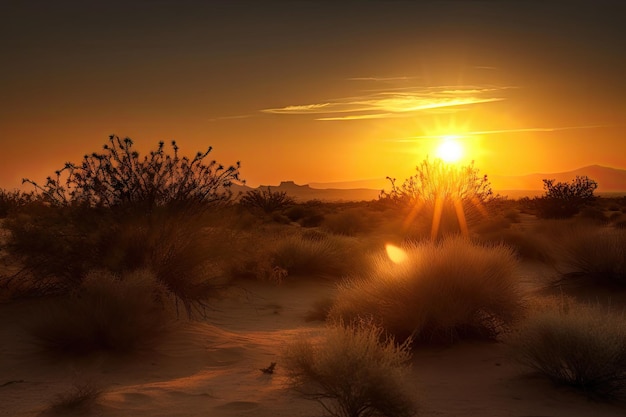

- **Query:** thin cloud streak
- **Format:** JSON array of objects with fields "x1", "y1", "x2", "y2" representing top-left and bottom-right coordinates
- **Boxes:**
[
  {"x1": 389, "y1": 125, "x2": 614, "y2": 142},
  {"x1": 261, "y1": 85, "x2": 508, "y2": 120}
]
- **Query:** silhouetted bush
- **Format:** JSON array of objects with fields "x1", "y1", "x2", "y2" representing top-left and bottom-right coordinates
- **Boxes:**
[
  {"x1": 24, "y1": 135, "x2": 242, "y2": 210},
  {"x1": 331, "y1": 237, "x2": 523, "y2": 344},
  {"x1": 511, "y1": 298, "x2": 626, "y2": 399},
  {"x1": 535, "y1": 176, "x2": 598, "y2": 219},
  {"x1": 239, "y1": 187, "x2": 294, "y2": 214},
  {"x1": 283, "y1": 319, "x2": 417, "y2": 417}
]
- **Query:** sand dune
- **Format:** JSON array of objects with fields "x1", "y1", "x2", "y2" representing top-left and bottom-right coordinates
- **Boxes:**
[{"x1": 2, "y1": 272, "x2": 626, "y2": 417}]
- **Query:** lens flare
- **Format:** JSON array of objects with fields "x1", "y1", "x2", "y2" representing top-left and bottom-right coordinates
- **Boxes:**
[{"x1": 385, "y1": 244, "x2": 408, "y2": 264}]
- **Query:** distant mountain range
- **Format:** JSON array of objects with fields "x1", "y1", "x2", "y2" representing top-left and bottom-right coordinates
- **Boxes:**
[{"x1": 234, "y1": 165, "x2": 626, "y2": 202}]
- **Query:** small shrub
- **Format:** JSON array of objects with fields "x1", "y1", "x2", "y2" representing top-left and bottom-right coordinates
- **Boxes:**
[
  {"x1": 556, "y1": 227, "x2": 626, "y2": 287},
  {"x1": 511, "y1": 299, "x2": 626, "y2": 399},
  {"x1": 31, "y1": 269, "x2": 170, "y2": 354},
  {"x1": 283, "y1": 319, "x2": 417, "y2": 417},
  {"x1": 331, "y1": 237, "x2": 523, "y2": 343},
  {"x1": 239, "y1": 187, "x2": 294, "y2": 214}
]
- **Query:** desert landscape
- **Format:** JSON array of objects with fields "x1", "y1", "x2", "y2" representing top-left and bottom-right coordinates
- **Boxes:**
[
  {"x1": 2, "y1": 1, "x2": 626, "y2": 416},
  {"x1": 1, "y1": 136, "x2": 626, "y2": 416}
]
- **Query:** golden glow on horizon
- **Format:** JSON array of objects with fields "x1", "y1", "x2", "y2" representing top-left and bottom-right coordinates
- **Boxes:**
[
  {"x1": 436, "y1": 136, "x2": 464, "y2": 163},
  {"x1": 385, "y1": 244, "x2": 408, "y2": 264}
]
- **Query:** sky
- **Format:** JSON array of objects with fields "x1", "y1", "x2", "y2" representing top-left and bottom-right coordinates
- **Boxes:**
[{"x1": 1, "y1": 0, "x2": 625, "y2": 189}]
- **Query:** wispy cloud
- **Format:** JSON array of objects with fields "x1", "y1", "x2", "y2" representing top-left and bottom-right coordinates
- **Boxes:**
[
  {"x1": 347, "y1": 76, "x2": 420, "y2": 82},
  {"x1": 261, "y1": 85, "x2": 509, "y2": 121},
  {"x1": 388, "y1": 125, "x2": 613, "y2": 142},
  {"x1": 208, "y1": 114, "x2": 253, "y2": 122}
]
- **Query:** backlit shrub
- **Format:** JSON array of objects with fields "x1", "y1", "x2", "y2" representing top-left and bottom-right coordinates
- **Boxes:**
[{"x1": 331, "y1": 237, "x2": 523, "y2": 343}]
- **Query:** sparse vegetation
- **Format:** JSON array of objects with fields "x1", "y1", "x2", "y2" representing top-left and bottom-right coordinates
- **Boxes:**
[
  {"x1": 511, "y1": 298, "x2": 626, "y2": 399},
  {"x1": 331, "y1": 237, "x2": 523, "y2": 343},
  {"x1": 283, "y1": 319, "x2": 417, "y2": 417}
]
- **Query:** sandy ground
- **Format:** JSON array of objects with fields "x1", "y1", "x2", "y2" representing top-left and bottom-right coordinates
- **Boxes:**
[{"x1": 2, "y1": 269, "x2": 626, "y2": 417}]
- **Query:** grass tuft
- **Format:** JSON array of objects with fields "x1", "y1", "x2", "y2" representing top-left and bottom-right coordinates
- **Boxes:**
[
  {"x1": 510, "y1": 298, "x2": 626, "y2": 399},
  {"x1": 283, "y1": 319, "x2": 417, "y2": 417},
  {"x1": 331, "y1": 237, "x2": 524, "y2": 344}
]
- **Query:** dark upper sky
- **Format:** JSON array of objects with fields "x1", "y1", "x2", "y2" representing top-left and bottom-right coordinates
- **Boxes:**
[{"x1": 1, "y1": 0, "x2": 625, "y2": 189}]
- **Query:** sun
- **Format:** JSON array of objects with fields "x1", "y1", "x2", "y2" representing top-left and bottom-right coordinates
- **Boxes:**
[{"x1": 436, "y1": 136, "x2": 464, "y2": 163}]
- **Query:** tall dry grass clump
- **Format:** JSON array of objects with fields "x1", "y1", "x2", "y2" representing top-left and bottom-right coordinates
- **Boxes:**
[
  {"x1": 31, "y1": 269, "x2": 170, "y2": 354},
  {"x1": 510, "y1": 298, "x2": 626, "y2": 399},
  {"x1": 283, "y1": 319, "x2": 417, "y2": 417},
  {"x1": 556, "y1": 227, "x2": 626, "y2": 287},
  {"x1": 331, "y1": 237, "x2": 523, "y2": 343}
]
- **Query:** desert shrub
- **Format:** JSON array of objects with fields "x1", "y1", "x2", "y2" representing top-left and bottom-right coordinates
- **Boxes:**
[
  {"x1": 0, "y1": 189, "x2": 35, "y2": 218},
  {"x1": 48, "y1": 380, "x2": 103, "y2": 414},
  {"x1": 555, "y1": 227, "x2": 626, "y2": 287},
  {"x1": 31, "y1": 269, "x2": 170, "y2": 354},
  {"x1": 535, "y1": 176, "x2": 598, "y2": 219},
  {"x1": 239, "y1": 187, "x2": 294, "y2": 214},
  {"x1": 283, "y1": 319, "x2": 417, "y2": 417},
  {"x1": 256, "y1": 233, "x2": 363, "y2": 282},
  {"x1": 511, "y1": 299, "x2": 626, "y2": 399},
  {"x1": 380, "y1": 158, "x2": 496, "y2": 239},
  {"x1": 24, "y1": 135, "x2": 242, "y2": 209},
  {"x1": 330, "y1": 237, "x2": 523, "y2": 343}
]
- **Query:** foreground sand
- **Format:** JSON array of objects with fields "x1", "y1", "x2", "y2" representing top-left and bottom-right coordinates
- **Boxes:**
[{"x1": 2, "y1": 271, "x2": 626, "y2": 417}]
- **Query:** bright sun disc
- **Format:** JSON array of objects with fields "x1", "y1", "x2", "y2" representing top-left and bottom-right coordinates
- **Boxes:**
[{"x1": 436, "y1": 137, "x2": 464, "y2": 163}]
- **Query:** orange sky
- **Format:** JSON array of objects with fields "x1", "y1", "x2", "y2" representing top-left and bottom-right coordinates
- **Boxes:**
[{"x1": 1, "y1": 0, "x2": 625, "y2": 190}]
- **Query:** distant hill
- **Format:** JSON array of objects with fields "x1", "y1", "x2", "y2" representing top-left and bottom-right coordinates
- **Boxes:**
[
  {"x1": 232, "y1": 165, "x2": 626, "y2": 202},
  {"x1": 231, "y1": 181, "x2": 380, "y2": 202},
  {"x1": 490, "y1": 165, "x2": 626, "y2": 194}
]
